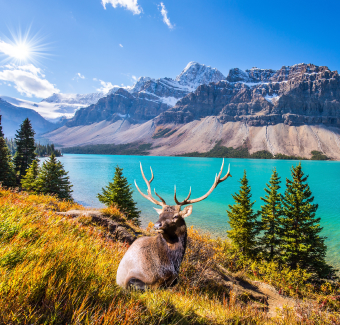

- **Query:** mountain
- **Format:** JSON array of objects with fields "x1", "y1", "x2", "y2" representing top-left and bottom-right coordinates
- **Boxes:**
[
  {"x1": 41, "y1": 63, "x2": 340, "y2": 160},
  {"x1": 157, "y1": 63, "x2": 340, "y2": 126},
  {"x1": 2, "y1": 62, "x2": 226, "y2": 124},
  {"x1": 0, "y1": 98, "x2": 57, "y2": 138},
  {"x1": 65, "y1": 62, "x2": 226, "y2": 127},
  {"x1": 176, "y1": 61, "x2": 226, "y2": 89},
  {"x1": 1, "y1": 92, "x2": 106, "y2": 122}
]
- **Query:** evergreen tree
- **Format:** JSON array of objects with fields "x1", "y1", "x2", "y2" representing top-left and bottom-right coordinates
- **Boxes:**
[
  {"x1": 34, "y1": 154, "x2": 73, "y2": 200},
  {"x1": 281, "y1": 163, "x2": 333, "y2": 277},
  {"x1": 5, "y1": 138, "x2": 17, "y2": 156},
  {"x1": 227, "y1": 170, "x2": 260, "y2": 259},
  {"x1": 97, "y1": 165, "x2": 140, "y2": 225},
  {"x1": 260, "y1": 168, "x2": 283, "y2": 261},
  {"x1": 0, "y1": 115, "x2": 4, "y2": 138},
  {"x1": 0, "y1": 137, "x2": 16, "y2": 187},
  {"x1": 21, "y1": 160, "x2": 40, "y2": 192},
  {"x1": 13, "y1": 118, "x2": 36, "y2": 181}
]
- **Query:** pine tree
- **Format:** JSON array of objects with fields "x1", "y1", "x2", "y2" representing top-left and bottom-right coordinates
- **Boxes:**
[
  {"x1": 13, "y1": 118, "x2": 36, "y2": 181},
  {"x1": 97, "y1": 165, "x2": 140, "y2": 225},
  {"x1": 227, "y1": 170, "x2": 260, "y2": 259},
  {"x1": 34, "y1": 154, "x2": 73, "y2": 200},
  {"x1": 260, "y1": 168, "x2": 283, "y2": 261},
  {"x1": 0, "y1": 137, "x2": 16, "y2": 187},
  {"x1": 21, "y1": 160, "x2": 40, "y2": 192},
  {"x1": 281, "y1": 163, "x2": 333, "y2": 277},
  {"x1": 0, "y1": 115, "x2": 4, "y2": 138}
]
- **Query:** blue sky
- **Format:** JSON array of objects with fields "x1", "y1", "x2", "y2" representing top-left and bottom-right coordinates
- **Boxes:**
[{"x1": 1, "y1": 0, "x2": 340, "y2": 101}]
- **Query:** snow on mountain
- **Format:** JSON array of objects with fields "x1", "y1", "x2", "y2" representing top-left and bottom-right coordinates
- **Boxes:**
[
  {"x1": 175, "y1": 61, "x2": 226, "y2": 90},
  {"x1": 1, "y1": 62, "x2": 226, "y2": 122},
  {"x1": 128, "y1": 77, "x2": 152, "y2": 93},
  {"x1": 123, "y1": 62, "x2": 226, "y2": 108},
  {"x1": 42, "y1": 92, "x2": 104, "y2": 106},
  {"x1": 226, "y1": 67, "x2": 277, "y2": 83},
  {"x1": 1, "y1": 92, "x2": 106, "y2": 122}
]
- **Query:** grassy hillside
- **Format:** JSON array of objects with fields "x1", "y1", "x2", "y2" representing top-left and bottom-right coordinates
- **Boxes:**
[{"x1": 0, "y1": 187, "x2": 339, "y2": 324}]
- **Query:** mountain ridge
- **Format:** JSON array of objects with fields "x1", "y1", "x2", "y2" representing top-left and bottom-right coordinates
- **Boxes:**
[{"x1": 0, "y1": 98, "x2": 57, "y2": 138}]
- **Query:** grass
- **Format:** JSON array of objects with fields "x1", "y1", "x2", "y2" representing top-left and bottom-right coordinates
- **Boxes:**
[{"x1": 0, "y1": 187, "x2": 339, "y2": 324}]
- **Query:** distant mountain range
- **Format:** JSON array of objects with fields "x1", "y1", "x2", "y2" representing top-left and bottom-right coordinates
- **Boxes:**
[
  {"x1": 0, "y1": 98, "x2": 56, "y2": 138},
  {"x1": 2, "y1": 62, "x2": 340, "y2": 159}
]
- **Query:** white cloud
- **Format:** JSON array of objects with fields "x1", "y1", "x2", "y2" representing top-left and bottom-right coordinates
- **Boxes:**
[
  {"x1": 77, "y1": 72, "x2": 85, "y2": 79},
  {"x1": 96, "y1": 79, "x2": 114, "y2": 93},
  {"x1": 159, "y1": 2, "x2": 174, "y2": 29},
  {"x1": 119, "y1": 44, "x2": 123, "y2": 48},
  {"x1": 101, "y1": 0, "x2": 142, "y2": 15},
  {"x1": 0, "y1": 39, "x2": 17, "y2": 57},
  {"x1": 0, "y1": 64, "x2": 59, "y2": 98}
]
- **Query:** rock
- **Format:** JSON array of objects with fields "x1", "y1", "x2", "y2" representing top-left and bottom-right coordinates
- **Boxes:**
[
  {"x1": 157, "y1": 63, "x2": 340, "y2": 127},
  {"x1": 56, "y1": 209, "x2": 137, "y2": 244}
]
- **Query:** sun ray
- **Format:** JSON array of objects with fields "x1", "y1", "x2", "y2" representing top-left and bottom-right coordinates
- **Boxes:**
[{"x1": 0, "y1": 25, "x2": 52, "y2": 66}]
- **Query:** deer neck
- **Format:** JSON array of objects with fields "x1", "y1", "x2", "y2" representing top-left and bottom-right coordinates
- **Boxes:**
[{"x1": 158, "y1": 224, "x2": 187, "y2": 272}]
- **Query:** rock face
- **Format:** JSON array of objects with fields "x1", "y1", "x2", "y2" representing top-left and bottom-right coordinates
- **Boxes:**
[
  {"x1": 66, "y1": 62, "x2": 226, "y2": 126},
  {"x1": 157, "y1": 63, "x2": 340, "y2": 127},
  {"x1": 44, "y1": 63, "x2": 340, "y2": 160}
]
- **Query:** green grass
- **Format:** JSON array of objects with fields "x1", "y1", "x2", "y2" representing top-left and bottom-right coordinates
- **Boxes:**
[{"x1": 0, "y1": 188, "x2": 339, "y2": 324}]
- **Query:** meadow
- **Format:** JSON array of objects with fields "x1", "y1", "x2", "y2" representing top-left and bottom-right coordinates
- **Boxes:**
[{"x1": 0, "y1": 187, "x2": 339, "y2": 324}]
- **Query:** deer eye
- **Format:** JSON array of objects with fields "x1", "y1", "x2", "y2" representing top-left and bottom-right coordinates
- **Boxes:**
[{"x1": 172, "y1": 214, "x2": 180, "y2": 222}]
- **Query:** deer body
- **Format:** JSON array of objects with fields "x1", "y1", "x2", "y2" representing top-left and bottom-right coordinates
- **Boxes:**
[
  {"x1": 116, "y1": 217, "x2": 187, "y2": 289},
  {"x1": 116, "y1": 160, "x2": 231, "y2": 290}
]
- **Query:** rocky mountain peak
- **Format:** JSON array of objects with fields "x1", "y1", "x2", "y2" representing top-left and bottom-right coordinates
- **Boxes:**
[
  {"x1": 226, "y1": 67, "x2": 276, "y2": 83},
  {"x1": 129, "y1": 76, "x2": 153, "y2": 93},
  {"x1": 175, "y1": 61, "x2": 226, "y2": 89}
]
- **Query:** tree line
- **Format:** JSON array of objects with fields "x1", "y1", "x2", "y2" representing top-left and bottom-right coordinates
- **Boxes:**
[
  {"x1": 0, "y1": 114, "x2": 334, "y2": 279},
  {"x1": 0, "y1": 116, "x2": 72, "y2": 199},
  {"x1": 5, "y1": 138, "x2": 62, "y2": 157},
  {"x1": 227, "y1": 165, "x2": 335, "y2": 278}
]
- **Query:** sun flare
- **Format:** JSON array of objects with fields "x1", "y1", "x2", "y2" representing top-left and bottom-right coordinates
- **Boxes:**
[
  {"x1": 10, "y1": 42, "x2": 31, "y2": 60},
  {"x1": 0, "y1": 27, "x2": 50, "y2": 65}
]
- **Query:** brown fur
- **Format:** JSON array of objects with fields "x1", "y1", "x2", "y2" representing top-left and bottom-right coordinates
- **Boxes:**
[{"x1": 116, "y1": 205, "x2": 191, "y2": 290}]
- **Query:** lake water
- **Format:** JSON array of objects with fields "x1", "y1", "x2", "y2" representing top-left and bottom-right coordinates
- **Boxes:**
[{"x1": 42, "y1": 154, "x2": 340, "y2": 270}]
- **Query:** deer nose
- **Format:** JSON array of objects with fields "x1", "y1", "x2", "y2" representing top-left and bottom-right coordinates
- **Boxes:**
[{"x1": 154, "y1": 222, "x2": 162, "y2": 230}]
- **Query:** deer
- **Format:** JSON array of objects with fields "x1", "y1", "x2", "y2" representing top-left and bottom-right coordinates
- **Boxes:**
[{"x1": 116, "y1": 159, "x2": 231, "y2": 290}]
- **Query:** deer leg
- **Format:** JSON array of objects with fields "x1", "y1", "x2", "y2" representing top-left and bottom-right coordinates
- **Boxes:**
[
  {"x1": 125, "y1": 270, "x2": 149, "y2": 291},
  {"x1": 127, "y1": 278, "x2": 146, "y2": 291}
]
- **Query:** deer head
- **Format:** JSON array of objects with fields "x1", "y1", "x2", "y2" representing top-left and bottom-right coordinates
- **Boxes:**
[{"x1": 134, "y1": 159, "x2": 232, "y2": 239}]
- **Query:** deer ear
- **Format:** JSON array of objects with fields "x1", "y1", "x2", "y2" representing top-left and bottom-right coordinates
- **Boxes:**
[
  {"x1": 180, "y1": 205, "x2": 193, "y2": 218},
  {"x1": 153, "y1": 207, "x2": 163, "y2": 215}
]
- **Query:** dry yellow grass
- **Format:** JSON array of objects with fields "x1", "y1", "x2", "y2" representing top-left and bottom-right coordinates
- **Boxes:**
[{"x1": 0, "y1": 187, "x2": 339, "y2": 324}]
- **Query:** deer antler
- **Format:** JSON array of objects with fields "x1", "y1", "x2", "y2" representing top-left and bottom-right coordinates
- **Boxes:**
[
  {"x1": 174, "y1": 159, "x2": 231, "y2": 206},
  {"x1": 134, "y1": 162, "x2": 167, "y2": 207}
]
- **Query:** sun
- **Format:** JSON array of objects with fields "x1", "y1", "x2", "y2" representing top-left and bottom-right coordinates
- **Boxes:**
[
  {"x1": 9, "y1": 41, "x2": 31, "y2": 61},
  {"x1": 0, "y1": 26, "x2": 50, "y2": 65}
]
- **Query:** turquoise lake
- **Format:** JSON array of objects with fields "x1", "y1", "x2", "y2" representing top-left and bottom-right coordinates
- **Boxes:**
[{"x1": 44, "y1": 154, "x2": 340, "y2": 270}]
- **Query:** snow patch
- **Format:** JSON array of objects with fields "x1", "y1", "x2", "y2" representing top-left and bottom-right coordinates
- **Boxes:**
[{"x1": 265, "y1": 94, "x2": 280, "y2": 103}]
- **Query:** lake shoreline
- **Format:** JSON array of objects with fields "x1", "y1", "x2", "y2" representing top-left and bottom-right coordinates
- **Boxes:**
[{"x1": 41, "y1": 154, "x2": 340, "y2": 270}]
